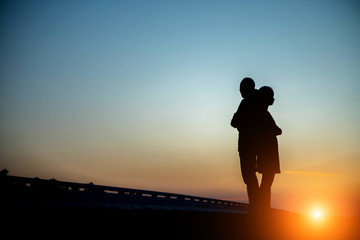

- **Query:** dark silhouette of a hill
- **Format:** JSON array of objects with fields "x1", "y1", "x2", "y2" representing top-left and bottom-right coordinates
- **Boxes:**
[
  {"x1": 1, "y1": 170, "x2": 358, "y2": 239},
  {"x1": 0, "y1": 173, "x2": 248, "y2": 213}
]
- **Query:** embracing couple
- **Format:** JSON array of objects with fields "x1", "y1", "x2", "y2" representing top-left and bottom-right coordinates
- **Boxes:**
[{"x1": 231, "y1": 77, "x2": 282, "y2": 215}]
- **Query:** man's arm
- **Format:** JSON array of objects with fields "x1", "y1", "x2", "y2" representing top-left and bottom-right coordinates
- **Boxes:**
[
  {"x1": 231, "y1": 112, "x2": 239, "y2": 128},
  {"x1": 230, "y1": 102, "x2": 242, "y2": 129}
]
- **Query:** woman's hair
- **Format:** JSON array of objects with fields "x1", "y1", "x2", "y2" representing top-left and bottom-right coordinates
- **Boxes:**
[
  {"x1": 259, "y1": 86, "x2": 274, "y2": 106},
  {"x1": 259, "y1": 86, "x2": 274, "y2": 98}
]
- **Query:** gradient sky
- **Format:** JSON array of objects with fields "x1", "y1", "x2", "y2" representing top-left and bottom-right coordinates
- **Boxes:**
[{"x1": 1, "y1": 0, "x2": 359, "y2": 216}]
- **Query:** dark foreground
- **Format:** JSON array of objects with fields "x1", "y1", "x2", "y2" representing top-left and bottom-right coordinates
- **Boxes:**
[
  {"x1": 1, "y1": 173, "x2": 358, "y2": 239},
  {"x1": 3, "y1": 204, "x2": 359, "y2": 239}
]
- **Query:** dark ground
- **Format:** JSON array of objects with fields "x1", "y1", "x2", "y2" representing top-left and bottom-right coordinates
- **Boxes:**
[
  {"x1": 2, "y1": 206, "x2": 359, "y2": 240},
  {"x1": 1, "y1": 173, "x2": 358, "y2": 239}
]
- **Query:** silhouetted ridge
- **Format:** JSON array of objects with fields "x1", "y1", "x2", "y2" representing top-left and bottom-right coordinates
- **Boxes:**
[
  {"x1": 1, "y1": 171, "x2": 358, "y2": 239},
  {"x1": 0, "y1": 173, "x2": 248, "y2": 213}
]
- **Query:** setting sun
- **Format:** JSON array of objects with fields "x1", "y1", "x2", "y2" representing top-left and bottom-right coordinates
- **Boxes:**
[{"x1": 313, "y1": 210, "x2": 323, "y2": 220}]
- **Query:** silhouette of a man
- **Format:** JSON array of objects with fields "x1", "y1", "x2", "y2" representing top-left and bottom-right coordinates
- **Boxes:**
[{"x1": 231, "y1": 77, "x2": 259, "y2": 213}]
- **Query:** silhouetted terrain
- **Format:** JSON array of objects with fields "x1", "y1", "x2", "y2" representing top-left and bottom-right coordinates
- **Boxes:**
[
  {"x1": 1, "y1": 173, "x2": 358, "y2": 239},
  {"x1": 3, "y1": 206, "x2": 358, "y2": 240}
]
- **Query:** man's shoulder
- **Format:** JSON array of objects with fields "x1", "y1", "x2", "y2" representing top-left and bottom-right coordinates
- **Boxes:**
[
  {"x1": 248, "y1": 90, "x2": 261, "y2": 106},
  {"x1": 237, "y1": 98, "x2": 248, "y2": 111},
  {"x1": 240, "y1": 96, "x2": 253, "y2": 108}
]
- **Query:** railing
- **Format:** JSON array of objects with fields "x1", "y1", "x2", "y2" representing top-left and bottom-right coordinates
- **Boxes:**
[{"x1": 0, "y1": 174, "x2": 249, "y2": 213}]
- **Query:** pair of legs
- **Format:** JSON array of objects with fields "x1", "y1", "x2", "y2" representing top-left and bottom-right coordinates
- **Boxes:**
[
  {"x1": 239, "y1": 152, "x2": 275, "y2": 213},
  {"x1": 259, "y1": 172, "x2": 275, "y2": 213},
  {"x1": 239, "y1": 151, "x2": 259, "y2": 213}
]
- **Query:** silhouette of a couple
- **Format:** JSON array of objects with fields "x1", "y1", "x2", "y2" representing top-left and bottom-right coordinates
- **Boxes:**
[{"x1": 231, "y1": 77, "x2": 282, "y2": 214}]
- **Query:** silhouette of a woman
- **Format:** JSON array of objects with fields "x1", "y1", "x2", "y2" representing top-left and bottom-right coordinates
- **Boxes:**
[{"x1": 256, "y1": 86, "x2": 282, "y2": 213}]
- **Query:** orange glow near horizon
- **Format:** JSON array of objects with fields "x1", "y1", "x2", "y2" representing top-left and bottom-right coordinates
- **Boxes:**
[{"x1": 313, "y1": 209, "x2": 323, "y2": 220}]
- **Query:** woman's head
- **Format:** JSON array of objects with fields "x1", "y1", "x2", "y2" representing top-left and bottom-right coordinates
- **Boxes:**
[{"x1": 259, "y1": 86, "x2": 275, "y2": 106}]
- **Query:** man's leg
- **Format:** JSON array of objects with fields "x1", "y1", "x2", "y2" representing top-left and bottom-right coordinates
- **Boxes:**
[{"x1": 239, "y1": 152, "x2": 259, "y2": 213}]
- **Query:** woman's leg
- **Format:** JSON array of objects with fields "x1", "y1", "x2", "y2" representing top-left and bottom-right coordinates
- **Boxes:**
[{"x1": 259, "y1": 173, "x2": 275, "y2": 213}]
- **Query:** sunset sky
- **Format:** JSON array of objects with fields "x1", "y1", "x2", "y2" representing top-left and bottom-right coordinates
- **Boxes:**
[{"x1": 1, "y1": 0, "x2": 359, "y2": 217}]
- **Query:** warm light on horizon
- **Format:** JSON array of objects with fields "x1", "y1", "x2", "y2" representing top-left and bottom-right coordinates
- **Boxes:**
[
  {"x1": 308, "y1": 205, "x2": 328, "y2": 222},
  {"x1": 313, "y1": 209, "x2": 323, "y2": 220}
]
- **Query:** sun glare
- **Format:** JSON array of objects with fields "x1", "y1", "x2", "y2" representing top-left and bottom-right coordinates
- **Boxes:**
[{"x1": 313, "y1": 210, "x2": 323, "y2": 220}]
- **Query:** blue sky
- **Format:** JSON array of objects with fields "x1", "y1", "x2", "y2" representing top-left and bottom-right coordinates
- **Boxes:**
[{"x1": 1, "y1": 0, "x2": 359, "y2": 216}]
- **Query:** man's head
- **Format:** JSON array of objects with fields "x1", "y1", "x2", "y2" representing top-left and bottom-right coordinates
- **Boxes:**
[{"x1": 240, "y1": 77, "x2": 255, "y2": 98}]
